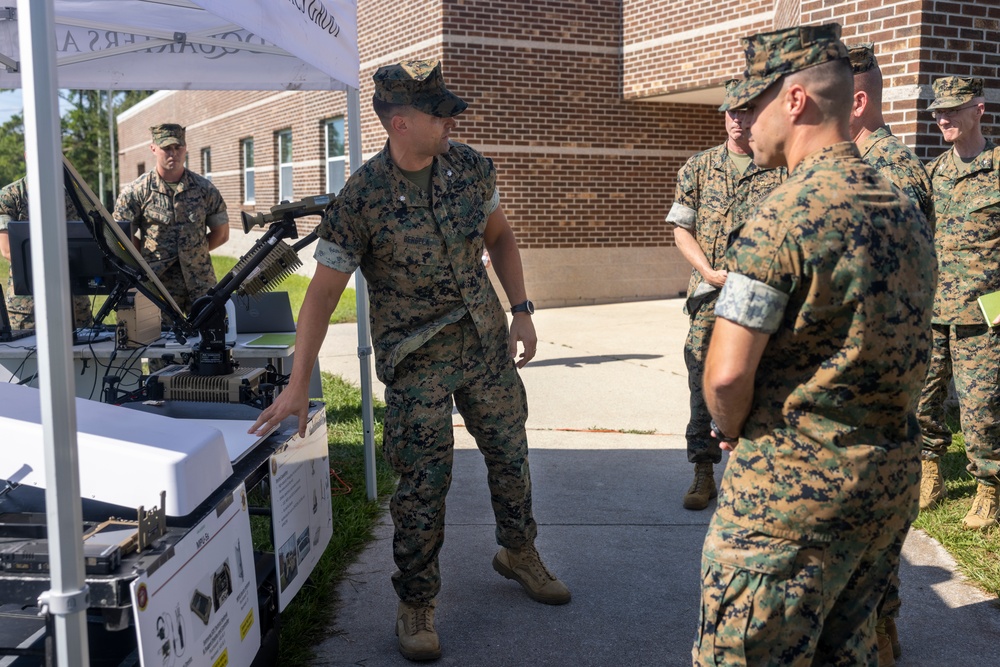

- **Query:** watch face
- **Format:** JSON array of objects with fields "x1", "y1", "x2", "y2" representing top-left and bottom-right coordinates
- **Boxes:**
[
  {"x1": 525, "y1": 300, "x2": 535, "y2": 314},
  {"x1": 512, "y1": 300, "x2": 534, "y2": 314}
]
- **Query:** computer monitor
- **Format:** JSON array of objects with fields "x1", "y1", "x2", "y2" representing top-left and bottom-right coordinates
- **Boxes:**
[{"x1": 7, "y1": 219, "x2": 131, "y2": 296}]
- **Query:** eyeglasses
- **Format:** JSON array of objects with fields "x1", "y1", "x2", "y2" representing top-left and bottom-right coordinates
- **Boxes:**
[{"x1": 931, "y1": 103, "x2": 981, "y2": 120}]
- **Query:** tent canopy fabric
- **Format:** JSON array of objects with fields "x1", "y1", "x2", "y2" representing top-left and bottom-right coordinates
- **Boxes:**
[{"x1": 0, "y1": 0, "x2": 359, "y2": 91}]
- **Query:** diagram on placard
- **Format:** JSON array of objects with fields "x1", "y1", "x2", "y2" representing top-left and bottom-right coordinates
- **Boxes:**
[
  {"x1": 235, "y1": 539, "x2": 245, "y2": 582},
  {"x1": 278, "y1": 533, "x2": 299, "y2": 593},
  {"x1": 131, "y1": 486, "x2": 260, "y2": 667},
  {"x1": 190, "y1": 589, "x2": 212, "y2": 626},
  {"x1": 213, "y1": 561, "x2": 233, "y2": 610},
  {"x1": 153, "y1": 603, "x2": 187, "y2": 666}
]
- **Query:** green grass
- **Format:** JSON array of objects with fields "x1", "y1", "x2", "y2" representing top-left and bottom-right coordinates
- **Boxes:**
[
  {"x1": 250, "y1": 373, "x2": 394, "y2": 665},
  {"x1": 912, "y1": 424, "x2": 1000, "y2": 599},
  {"x1": 213, "y1": 255, "x2": 356, "y2": 324}
]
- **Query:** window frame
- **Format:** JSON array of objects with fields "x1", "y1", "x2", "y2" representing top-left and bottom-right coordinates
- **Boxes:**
[
  {"x1": 201, "y1": 147, "x2": 212, "y2": 182},
  {"x1": 242, "y1": 138, "x2": 255, "y2": 205},
  {"x1": 324, "y1": 117, "x2": 346, "y2": 195},
  {"x1": 277, "y1": 129, "x2": 293, "y2": 202}
]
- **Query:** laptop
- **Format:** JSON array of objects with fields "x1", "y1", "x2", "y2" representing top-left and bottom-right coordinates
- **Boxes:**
[{"x1": 230, "y1": 291, "x2": 296, "y2": 334}]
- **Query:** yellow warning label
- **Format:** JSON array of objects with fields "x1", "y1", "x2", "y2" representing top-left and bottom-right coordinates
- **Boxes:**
[
  {"x1": 240, "y1": 608, "x2": 255, "y2": 641},
  {"x1": 212, "y1": 649, "x2": 229, "y2": 667}
]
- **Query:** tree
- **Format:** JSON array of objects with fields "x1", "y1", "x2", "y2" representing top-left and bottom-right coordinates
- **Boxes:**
[
  {"x1": 0, "y1": 113, "x2": 25, "y2": 186},
  {"x1": 62, "y1": 89, "x2": 153, "y2": 207},
  {"x1": 0, "y1": 89, "x2": 153, "y2": 204}
]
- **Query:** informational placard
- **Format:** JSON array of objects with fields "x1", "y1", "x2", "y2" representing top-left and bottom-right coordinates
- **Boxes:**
[
  {"x1": 269, "y1": 410, "x2": 333, "y2": 611},
  {"x1": 131, "y1": 485, "x2": 260, "y2": 667}
]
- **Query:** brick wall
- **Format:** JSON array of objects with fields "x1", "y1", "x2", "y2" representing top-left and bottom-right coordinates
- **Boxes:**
[{"x1": 623, "y1": 0, "x2": 777, "y2": 98}]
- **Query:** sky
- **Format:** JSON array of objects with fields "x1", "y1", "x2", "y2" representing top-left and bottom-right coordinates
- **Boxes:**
[
  {"x1": 0, "y1": 88, "x2": 75, "y2": 125},
  {"x1": 0, "y1": 89, "x2": 23, "y2": 124}
]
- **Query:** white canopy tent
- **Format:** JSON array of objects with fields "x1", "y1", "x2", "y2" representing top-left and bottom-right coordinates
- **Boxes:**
[{"x1": 0, "y1": 1, "x2": 375, "y2": 663}]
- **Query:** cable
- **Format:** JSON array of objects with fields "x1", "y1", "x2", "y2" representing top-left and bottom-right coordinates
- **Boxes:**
[{"x1": 329, "y1": 467, "x2": 352, "y2": 496}]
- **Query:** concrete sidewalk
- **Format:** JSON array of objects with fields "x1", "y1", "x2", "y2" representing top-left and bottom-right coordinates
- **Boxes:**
[{"x1": 311, "y1": 299, "x2": 1000, "y2": 666}]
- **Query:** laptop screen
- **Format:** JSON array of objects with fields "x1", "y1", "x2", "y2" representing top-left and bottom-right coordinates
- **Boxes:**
[{"x1": 231, "y1": 291, "x2": 295, "y2": 333}]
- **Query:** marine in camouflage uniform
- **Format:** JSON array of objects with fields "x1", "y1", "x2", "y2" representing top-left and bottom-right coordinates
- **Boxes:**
[
  {"x1": 695, "y1": 24, "x2": 936, "y2": 666},
  {"x1": 0, "y1": 177, "x2": 94, "y2": 329},
  {"x1": 666, "y1": 79, "x2": 784, "y2": 510},
  {"x1": 247, "y1": 60, "x2": 568, "y2": 662},
  {"x1": 917, "y1": 75, "x2": 1000, "y2": 531},
  {"x1": 847, "y1": 42, "x2": 935, "y2": 663},
  {"x1": 113, "y1": 124, "x2": 228, "y2": 320},
  {"x1": 318, "y1": 137, "x2": 544, "y2": 609}
]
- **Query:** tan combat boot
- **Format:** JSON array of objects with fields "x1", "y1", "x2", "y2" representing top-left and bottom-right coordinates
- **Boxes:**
[
  {"x1": 683, "y1": 462, "x2": 717, "y2": 510},
  {"x1": 875, "y1": 616, "x2": 899, "y2": 667},
  {"x1": 919, "y1": 459, "x2": 946, "y2": 510},
  {"x1": 961, "y1": 482, "x2": 999, "y2": 531},
  {"x1": 396, "y1": 600, "x2": 441, "y2": 661},
  {"x1": 885, "y1": 616, "x2": 901, "y2": 659},
  {"x1": 492, "y1": 544, "x2": 571, "y2": 605}
]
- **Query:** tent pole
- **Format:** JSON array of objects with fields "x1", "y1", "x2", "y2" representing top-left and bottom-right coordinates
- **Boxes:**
[
  {"x1": 346, "y1": 86, "x2": 377, "y2": 501},
  {"x1": 108, "y1": 88, "x2": 116, "y2": 201},
  {"x1": 18, "y1": 0, "x2": 91, "y2": 664}
]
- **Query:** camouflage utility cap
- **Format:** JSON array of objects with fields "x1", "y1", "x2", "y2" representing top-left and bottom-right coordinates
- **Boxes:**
[
  {"x1": 150, "y1": 123, "x2": 185, "y2": 147},
  {"x1": 847, "y1": 42, "x2": 877, "y2": 74},
  {"x1": 720, "y1": 23, "x2": 848, "y2": 111},
  {"x1": 721, "y1": 77, "x2": 745, "y2": 111},
  {"x1": 373, "y1": 59, "x2": 467, "y2": 118},
  {"x1": 927, "y1": 76, "x2": 984, "y2": 111}
]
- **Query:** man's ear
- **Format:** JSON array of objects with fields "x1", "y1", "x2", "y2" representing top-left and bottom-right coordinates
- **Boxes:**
[
  {"x1": 784, "y1": 83, "x2": 808, "y2": 120},
  {"x1": 390, "y1": 113, "x2": 408, "y2": 134},
  {"x1": 852, "y1": 90, "x2": 867, "y2": 118}
]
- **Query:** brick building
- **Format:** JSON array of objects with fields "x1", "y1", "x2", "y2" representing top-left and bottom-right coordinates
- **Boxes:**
[{"x1": 117, "y1": 0, "x2": 1000, "y2": 308}]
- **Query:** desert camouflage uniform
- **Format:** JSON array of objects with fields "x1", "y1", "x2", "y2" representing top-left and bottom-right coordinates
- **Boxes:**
[
  {"x1": 696, "y1": 142, "x2": 936, "y2": 665},
  {"x1": 314, "y1": 141, "x2": 535, "y2": 603},
  {"x1": 666, "y1": 144, "x2": 783, "y2": 464},
  {"x1": 0, "y1": 177, "x2": 94, "y2": 329},
  {"x1": 113, "y1": 168, "x2": 227, "y2": 317},
  {"x1": 858, "y1": 125, "x2": 935, "y2": 623},
  {"x1": 916, "y1": 142, "x2": 1000, "y2": 486}
]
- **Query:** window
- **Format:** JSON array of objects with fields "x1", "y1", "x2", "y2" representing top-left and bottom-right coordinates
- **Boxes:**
[
  {"x1": 325, "y1": 117, "x2": 346, "y2": 194},
  {"x1": 242, "y1": 139, "x2": 255, "y2": 204},
  {"x1": 278, "y1": 130, "x2": 293, "y2": 202},
  {"x1": 201, "y1": 147, "x2": 212, "y2": 181},
  {"x1": 137, "y1": 162, "x2": 145, "y2": 176}
]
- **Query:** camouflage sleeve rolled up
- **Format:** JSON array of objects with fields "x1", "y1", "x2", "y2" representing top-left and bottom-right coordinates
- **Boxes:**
[
  {"x1": 113, "y1": 176, "x2": 145, "y2": 226},
  {"x1": 486, "y1": 187, "x2": 500, "y2": 217},
  {"x1": 313, "y1": 236, "x2": 358, "y2": 274},
  {"x1": 666, "y1": 155, "x2": 702, "y2": 230},
  {"x1": 202, "y1": 185, "x2": 228, "y2": 228},
  {"x1": 715, "y1": 272, "x2": 789, "y2": 333},
  {"x1": 665, "y1": 201, "x2": 696, "y2": 229},
  {"x1": 314, "y1": 185, "x2": 369, "y2": 275}
]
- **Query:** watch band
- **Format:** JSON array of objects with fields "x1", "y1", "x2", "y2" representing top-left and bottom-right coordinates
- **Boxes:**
[
  {"x1": 710, "y1": 419, "x2": 738, "y2": 442},
  {"x1": 511, "y1": 300, "x2": 534, "y2": 315}
]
